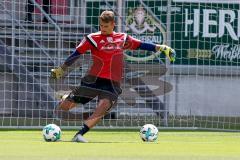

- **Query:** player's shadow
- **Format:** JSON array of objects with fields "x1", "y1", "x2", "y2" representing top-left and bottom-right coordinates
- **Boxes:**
[
  {"x1": 87, "y1": 141, "x2": 139, "y2": 144},
  {"x1": 58, "y1": 140, "x2": 140, "y2": 143}
]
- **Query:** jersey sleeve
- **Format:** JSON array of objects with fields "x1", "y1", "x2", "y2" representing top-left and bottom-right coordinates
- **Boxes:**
[
  {"x1": 76, "y1": 37, "x2": 92, "y2": 54},
  {"x1": 123, "y1": 35, "x2": 141, "y2": 50}
]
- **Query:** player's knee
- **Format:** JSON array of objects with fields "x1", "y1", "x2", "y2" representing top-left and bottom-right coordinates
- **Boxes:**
[
  {"x1": 98, "y1": 98, "x2": 114, "y2": 114},
  {"x1": 59, "y1": 99, "x2": 76, "y2": 111},
  {"x1": 99, "y1": 99, "x2": 111, "y2": 107}
]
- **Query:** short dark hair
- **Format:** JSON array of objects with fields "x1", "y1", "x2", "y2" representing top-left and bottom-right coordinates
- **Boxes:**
[{"x1": 99, "y1": 11, "x2": 115, "y2": 23}]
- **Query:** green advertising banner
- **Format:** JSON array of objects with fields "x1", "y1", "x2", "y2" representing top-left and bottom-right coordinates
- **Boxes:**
[
  {"x1": 86, "y1": 0, "x2": 240, "y2": 66},
  {"x1": 172, "y1": 1, "x2": 240, "y2": 65}
]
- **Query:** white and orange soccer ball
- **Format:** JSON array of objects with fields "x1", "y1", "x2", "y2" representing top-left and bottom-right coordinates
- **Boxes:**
[{"x1": 140, "y1": 124, "x2": 158, "y2": 142}]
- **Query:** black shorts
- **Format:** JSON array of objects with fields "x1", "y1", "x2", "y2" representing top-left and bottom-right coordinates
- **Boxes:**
[{"x1": 66, "y1": 75, "x2": 122, "y2": 105}]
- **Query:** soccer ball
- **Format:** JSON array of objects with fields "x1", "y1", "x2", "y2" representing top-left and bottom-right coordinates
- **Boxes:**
[
  {"x1": 42, "y1": 124, "x2": 61, "y2": 142},
  {"x1": 140, "y1": 124, "x2": 158, "y2": 142}
]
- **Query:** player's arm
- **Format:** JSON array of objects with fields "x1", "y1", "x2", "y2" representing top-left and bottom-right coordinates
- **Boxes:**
[
  {"x1": 124, "y1": 35, "x2": 176, "y2": 62},
  {"x1": 50, "y1": 37, "x2": 91, "y2": 79}
]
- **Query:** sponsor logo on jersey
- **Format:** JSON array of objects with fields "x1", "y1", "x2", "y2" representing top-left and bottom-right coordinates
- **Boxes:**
[{"x1": 107, "y1": 37, "x2": 113, "y2": 42}]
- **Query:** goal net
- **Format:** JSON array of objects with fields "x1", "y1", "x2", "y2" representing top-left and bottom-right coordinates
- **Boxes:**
[{"x1": 0, "y1": 0, "x2": 240, "y2": 130}]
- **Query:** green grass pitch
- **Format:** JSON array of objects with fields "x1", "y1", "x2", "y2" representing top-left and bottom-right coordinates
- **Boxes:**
[{"x1": 0, "y1": 130, "x2": 239, "y2": 160}]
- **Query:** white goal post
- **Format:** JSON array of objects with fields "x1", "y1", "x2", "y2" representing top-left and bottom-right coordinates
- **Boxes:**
[{"x1": 0, "y1": 0, "x2": 240, "y2": 131}]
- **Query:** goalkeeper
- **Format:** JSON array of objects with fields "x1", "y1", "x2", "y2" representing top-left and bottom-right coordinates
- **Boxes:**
[{"x1": 51, "y1": 10, "x2": 175, "y2": 143}]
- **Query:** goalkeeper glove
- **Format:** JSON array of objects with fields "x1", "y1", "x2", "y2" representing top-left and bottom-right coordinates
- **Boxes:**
[
  {"x1": 159, "y1": 45, "x2": 176, "y2": 62},
  {"x1": 50, "y1": 67, "x2": 64, "y2": 79}
]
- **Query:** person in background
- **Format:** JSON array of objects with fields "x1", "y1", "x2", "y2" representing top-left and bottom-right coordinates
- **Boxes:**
[{"x1": 25, "y1": 0, "x2": 54, "y2": 23}]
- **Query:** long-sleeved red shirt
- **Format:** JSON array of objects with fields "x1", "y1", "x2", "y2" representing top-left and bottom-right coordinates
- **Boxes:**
[{"x1": 76, "y1": 31, "x2": 141, "y2": 82}]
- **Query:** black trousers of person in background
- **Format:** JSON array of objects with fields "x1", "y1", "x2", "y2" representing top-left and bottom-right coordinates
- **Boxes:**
[
  {"x1": 25, "y1": 0, "x2": 53, "y2": 23},
  {"x1": 42, "y1": 0, "x2": 51, "y2": 22}
]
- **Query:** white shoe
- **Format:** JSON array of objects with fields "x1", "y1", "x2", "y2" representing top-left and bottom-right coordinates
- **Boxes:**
[{"x1": 72, "y1": 134, "x2": 88, "y2": 143}]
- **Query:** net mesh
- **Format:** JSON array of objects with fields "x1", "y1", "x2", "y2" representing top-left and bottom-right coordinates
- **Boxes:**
[{"x1": 0, "y1": 0, "x2": 240, "y2": 130}]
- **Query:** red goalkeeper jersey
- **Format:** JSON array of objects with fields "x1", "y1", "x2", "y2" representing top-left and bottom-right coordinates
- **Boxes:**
[{"x1": 76, "y1": 31, "x2": 141, "y2": 82}]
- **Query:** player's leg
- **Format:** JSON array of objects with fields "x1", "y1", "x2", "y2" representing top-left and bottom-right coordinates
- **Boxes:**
[
  {"x1": 53, "y1": 94, "x2": 77, "y2": 120},
  {"x1": 54, "y1": 86, "x2": 97, "y2": 120},
  {"x1": 54, "y1": 75, "x2": 99, "y2": 120},
  {"x1": 86, "y1": 98, "x2": 113, "y2": 128},
  {"x1": 72, "y1": 78, "x2": 121, "y2": 143},
  {"x1": 72, "y1": 98, "x2": 114, "y2": 143}
]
